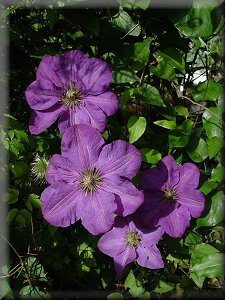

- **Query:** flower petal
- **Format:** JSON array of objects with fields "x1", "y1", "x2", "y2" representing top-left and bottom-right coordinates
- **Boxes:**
[
  {"x1": 178, "y1": 188, "x2": 205, "y2": 218},
  {"x1": 102, "y1": 178, "x2": 144, "y2": 216},
  {"x1": 137, "y1": 244, "x2": 164, "y2": 269},
  {"x1": 78, "y1": 189, "x2": 117, "y2": 235},
  {"x1": 77, "y1": 57, "x2": 112, "y2": 95},
  {"x1": 138, "y1": 191, "x2": 175, "y2": 228},
  {"x1": 29, "y1": 103, "x2": 66, "y2": 134},
  {"x1": 40, "y1": 183, "x2": 82, "y2": 227},
  {"x1": 61, "y1": 124, "x2": 104, "y2": 169},
  {"x1": 84, "y1": 89, "x2": 119, "y2": 116},
  {"x1": 25, "y1": 79, "x2": 61, "y2": 111},
  {"x1": 36, "y1": 50, "x2": 87, "y2": 88},
  {"x1": 114, "y1": 247, "x2": 136, "y2": 278},
  {"x1": 82, "y1": 103, "x2": 107, "y2": 132},
  {"x1": 178, "y1": 163, "x2": 200, "y2": 189},
  {"x1": 58, "y1": 107, "x2": 90, "y2": 135},
  {"x1": 140, "y1": 168, "x2": 167, "y2": 191},
  {"x1": 159, "y1": 155, "x2": 180, "y2": 187},
  {"x1": 98, "y1": 227, "x2": 127, "y2": 258},
  {"x1": 96, "y1": 140, "x2": 142, "y2": 180},
  {"x1": 140, "y1": 226, "x2": 164, "y2": 246},
  {"x1": 45, "y1": 154, "x2": 80, "y2": 185},
  {"x1": 159, "y1": 205, "x2": 191, "y2": 238}
]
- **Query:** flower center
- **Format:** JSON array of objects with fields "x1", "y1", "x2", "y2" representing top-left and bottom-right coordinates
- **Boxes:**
[
  {"x1": 60, "y1": 81, "x2": 81, "y2": 109},
  {"x1": 162, "y1": 186, "x2": 177, "y2": 203},
  {"x1": 80, "y1": 168, "x2": 101, "y2": 193},
  {"x1": 125, "y1": 230, "x2": 141, "y2": 248}
]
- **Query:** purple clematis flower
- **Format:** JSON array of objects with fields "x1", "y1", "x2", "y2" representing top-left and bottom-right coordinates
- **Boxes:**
[
  {"x1": 25, "y1": 50, "x2": 119, "y2": 134},
  {"x1": 98, "y1": 215, "x2": 164, "y2": 277},
  {"x1": 40, "y1": 124, "x2": 144, "y2": 235},
  {"x1": 138, "y1": 156, "x2": 205, "y2": 238}
]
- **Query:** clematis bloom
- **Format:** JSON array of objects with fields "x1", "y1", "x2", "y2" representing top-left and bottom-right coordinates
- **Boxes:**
[
  {"x1": 40, "y1": 124, "x2": 144, "y2": 235},
  {"x1": 139, "y1": 156, "x2": 205, "y2": 238},
  {"x1": 98, "y1": 215, "x2": 164, "y2": 277},
  {"x1": 25, "y1": 50, "x2": 119, "y2": 134}
]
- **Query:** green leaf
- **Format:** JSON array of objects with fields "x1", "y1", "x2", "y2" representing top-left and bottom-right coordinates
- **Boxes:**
[
  {"x1": 151, "y1": 59, "x2": 177, "y2": 82},
  {"x1": 4, "y1": 188, "x2": 19, "y2": 204},
  {"x1": 196, "y1": 191, "x2": 225, "y2": 228},
  {"x1": 186, "y1": 132, "x2": 208, "y2": 162},
  {"x1": 112, "y1": 68, "x2": 139, "y2": 83},
  {"x1": 154, "y1": 120, "x2": 176, "y2": 130},
  {"x1": 7, "y1": 208, "x2": 19, "y2": 223},
  {"x1": 190, "y1": 253, "x2": 224, "y2": 283},
  {"x1": 192, "y1": 80, "x2": 224, "y2": 102},
  {"x1": 9, "y1": 139, "x2": 24, "y2": 156},
  {"x1": 157, "y1": 48, "x2": 186, "y2": 74},
  {"x1": 154, "y1": 280, "x2": 175, "y2": 294},
  {"x1": 27, "y1": 194, "x2": 41, "y2": 209},
  {"x1": 207, "y1": 136, "x2": 224, "y2": 159},
  {"x1": 118, "y1": 0, "x2": 150, "y2": 10},
  {"x1": 10, "y1": 161, "x2": 29, "y2": 177},
  {"x1": 199, "y1": 179, "x2": 218, "y2": 195},
  {"x1": 110, "y1": 9, "x2": 141, "y2": 36},
  {"x1": 202, "y1": 107, "x2": 223, "y2": 139},
  {"x1": 14, "y1": 129, "x2": 29, "y2": 143},
  {"x1": 169, "y1": 119, "x2": 193, "y2": 149},
  {"x1": 20, "y1": 209, "x2": 31, "y2": 225},
  {"x1": 184, "y1": 231, "x2": 203, "y2": 246},
  {"x1": 128, "y1": 116, "x2": 147, "y2": 144},
  {"x1": 124, "y1": 38, "x2": 151, "y2": 70},
  {"x1": 107, "y1": 292, "x2": 124, "y2": 300},
  {"x1": 16, "y1": 213, "x2": 26, "y2": 227},
  {"x1": 189, "y1": 243, "x2": 219, "y2": 258},
  {"x1": 139, "y1": 84, "x2": 165, "y2": 107},
  {"x1": 211, "y1": 164, "x2": 225, "y2": 183},
  {"x1": 141, "y1": 148, "x2": 161, "y2": 164},
  {"x1": 175, "y1": 105, "x2": 189, "y2": 117},
  {"x1": 172, "y1": 0, "x2": 218, "y2": 39},
  {"x1": 124, "y1": 270, "x2": 145, "y2": 297}
]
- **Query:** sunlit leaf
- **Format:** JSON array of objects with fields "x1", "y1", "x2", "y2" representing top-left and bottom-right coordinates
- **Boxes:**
[
  {"x1": 192, "y1": 80, "x2": 224, "y2": 102},
  {"x1": 110, "y1": 9, "x2": 141, "y2": 36},
  {"x1": 196, "y1": 191, "x2": 225, "y2": 228},
  {"x1": 128, "y1": 116, "x2": 147, "y2": 143}
]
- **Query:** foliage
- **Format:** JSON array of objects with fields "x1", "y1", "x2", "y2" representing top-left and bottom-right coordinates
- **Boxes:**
[{"x1": 0, "y1": 0, "x2": 224, "y2": 298}]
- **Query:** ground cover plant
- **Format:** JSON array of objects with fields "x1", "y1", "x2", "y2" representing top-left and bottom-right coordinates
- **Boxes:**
[{"x1": 0, "y1": 0, "x2": 224, "y2": 299}]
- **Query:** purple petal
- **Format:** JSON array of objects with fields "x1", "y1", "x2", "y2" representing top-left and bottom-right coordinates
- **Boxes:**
[
  {"x1": 102, "y1": 177, "x2": 144, "y2": 216},
  {"x1": 137, "y1": 244, "x2": 164, "y2": 269},
  {"x1": 45, "y1": 154, "x2": 81, "y2": 185},
  {"x1": 61, "y1": 124, "x2": 104, "y2": 169},
  {"x1": 29, "y1": 103, "x2": 66, "y2": 134},
  {"x1": 98, "y1": 227, "x2": 127, "y2": 257},
  {"x1": 84, "y1": 89, "x2": 119, "y2": 116},
  {"x1": 159, "y1": 205, "x2": 191, "y2": 238},
  {"x1": 82, "y1": 103, "x2": 107, "y2": 132},
  {"x1": 36, "y1": 50, "x2": 87, "y2": 88},
  {"x1": 178, "y1": 163, "x2": 200, "y2": 189},
  {"x1": 140, "y1": 226, "x2": 164, "y2": 246},
  {"x1": 140, "y1": 168, "x2": 167, "y2": 191},
  {"x1": 58, "y1": 107, "x2": 90, "y2": 135},
  {"x1": 78, "y1": 189, "x2": 117, "y2": 235},
  {"x1": 25, "y1": 80, "x2": 61, "y2": 111},
  {"x1": 138, "y1": 191, "x2": 174, "y2": 228},
  {"x1": 159, "y1": 155, "x2": 180, "y2": 187},
  {"x1": 114, "y1": 247, "x2": 136, "y2": 278},
  {"x1": 178, "y1": 187, "x2": 205, "y2": 218},
  {"x1": 77, "y1": 57, "x2": 112, "y2": 95},
  {"x1": 40, "y1": 183, "x2": 82, "y2": 227},
  {"x1": 96, "y1": 140, "x2": 142, "y2": 180}
]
